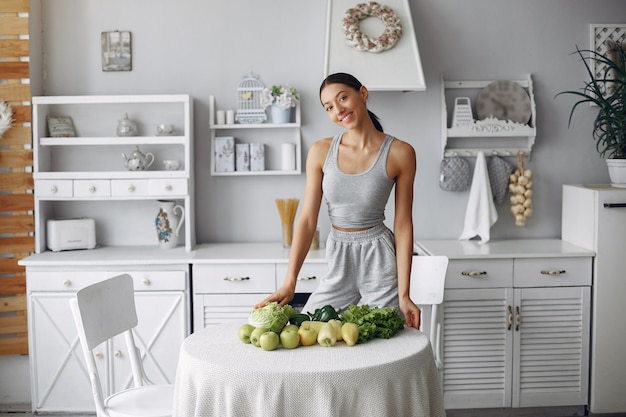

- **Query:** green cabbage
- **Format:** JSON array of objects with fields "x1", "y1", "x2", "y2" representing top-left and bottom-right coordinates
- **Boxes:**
[{"x1": 248, "y1": 302, "x2": 295, "y2": 333}]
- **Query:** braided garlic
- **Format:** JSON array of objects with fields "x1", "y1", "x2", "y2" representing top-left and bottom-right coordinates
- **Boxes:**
[{"x1": 509, "y1": 152, "x2": 533, "y2": 227}]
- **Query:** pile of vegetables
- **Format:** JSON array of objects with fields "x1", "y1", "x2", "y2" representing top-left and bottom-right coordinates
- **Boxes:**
[{"x1": 240, "y1": 302, "x2": 406, "y2": 350}]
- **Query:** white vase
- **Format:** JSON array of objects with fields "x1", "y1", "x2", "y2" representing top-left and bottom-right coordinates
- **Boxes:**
[
  {"x1": 606, "y1": 159, "x2": 626, "y2": 188},
  {"x1": 271, "y1": 104, "x2": 291, "y2": 124},
  {"x1": 155, "y1": 200, "x2": 185, "y2": 249}
]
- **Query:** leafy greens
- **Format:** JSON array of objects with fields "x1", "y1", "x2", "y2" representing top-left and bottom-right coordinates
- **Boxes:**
[
  {"x1": 340, "y1": 304, "x2": 406, "y2": 344},
  {"x1": 248, "y1": 302, "x2": 295, "y2": 333}
]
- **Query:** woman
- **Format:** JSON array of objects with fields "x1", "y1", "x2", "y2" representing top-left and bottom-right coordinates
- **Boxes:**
[{"x1": 255, "y1": 72, "x2": 421, "y2": 329}]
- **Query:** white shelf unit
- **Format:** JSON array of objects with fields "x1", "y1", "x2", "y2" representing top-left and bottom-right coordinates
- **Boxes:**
[
  {"x1": 208, "y1": 95, "x2": 302, "y2": 176},
  {"x1": 32, "y1": 94, "x2": 195, "y2": 252},
  {"x1": 441, "y1": 75, "x2": 537, "y2": 158}
]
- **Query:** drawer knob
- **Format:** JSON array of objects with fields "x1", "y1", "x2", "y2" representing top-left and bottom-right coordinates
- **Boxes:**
[
  {"x1": 142, "y1": 278, "x2": 151, "y2": 286},
  {"x1": 114, "y1": 350, "x2": 122, "y2": 358},
  {"x1": 461, "y1": 271, "x2": 487, "y2": 276},
  {"x1": 297, "y1": 275, "x2": 317, "y2": 281},
  {"x1": 128, "y1": 185, "x2": 135, "y2": 192},
  {"x1": 50, "y1": 185, "x2": 58, "y2": 193},
  {"x1": 94, "y1": 351, "x2": 103, "y2": 359},
  {"x1": 89, "y1": 185, "x2": 96, "y2": 193},
  {"x1": 540, "y1": 269, "x2": 566, "y2": 275},
  {"x1": 164, "y1": 184, "x2": 173, "y2": 191},
  {"x1": 63, "y1": 279, "x2": 71, "y2": 287},
  {"x1": 223, "y1": 276, "x2": 250, "y2": 282}
]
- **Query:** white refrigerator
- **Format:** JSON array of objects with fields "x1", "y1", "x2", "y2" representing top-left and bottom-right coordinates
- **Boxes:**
[{"x1": 562, "y1": 184, "x2": 626, "y2": 414}]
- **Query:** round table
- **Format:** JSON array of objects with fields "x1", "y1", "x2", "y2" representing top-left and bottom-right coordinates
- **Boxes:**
[{"x1": 173, "y1": 322, "x2": 446, "y2": 417}]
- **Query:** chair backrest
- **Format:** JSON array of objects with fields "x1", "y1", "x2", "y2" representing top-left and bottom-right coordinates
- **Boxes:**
[
  {"x1": 410, "y1": 255, "x2": 448, "y2": 306},
  {"x1": 70, "y1": 274, "x2": 144, "y2": 416}
]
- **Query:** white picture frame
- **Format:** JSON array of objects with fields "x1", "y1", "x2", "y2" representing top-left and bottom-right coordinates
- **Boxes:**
[
  {"x1": 324, "y1": 0, "x2": 426, "y2": 91},
  {"x1": 589, "y1": 24, "x2": 626, "y2": 80}
]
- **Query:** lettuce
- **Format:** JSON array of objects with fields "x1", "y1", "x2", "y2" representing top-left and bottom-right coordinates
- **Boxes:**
[
  {"x1": 248, "y1": 302, "x2": 295, "y2": 333},
  {"x1": 340, "y1": 304, "x2": 405, "y2": 344}
]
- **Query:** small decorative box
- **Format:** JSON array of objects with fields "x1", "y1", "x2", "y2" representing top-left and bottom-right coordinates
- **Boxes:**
[
  {"x1": 235, "y1": 143, "x2": 250, "y2": 171},
  {"x1": 250, "y1": 143, "x2": 265, "y2": 171},
  {"x1": 215, "y1": 136, "x2": 235, "y2": 172}
]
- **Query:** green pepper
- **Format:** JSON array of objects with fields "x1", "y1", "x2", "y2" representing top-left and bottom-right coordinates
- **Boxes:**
[
  {"x1": 309, "y1": 305, "x2": 339, "y2": 322},
  {"x1": 290, "y1": 313, "x2": 310, "y2": 326}
]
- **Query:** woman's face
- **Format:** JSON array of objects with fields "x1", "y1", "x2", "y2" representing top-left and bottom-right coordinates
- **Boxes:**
[{"x1": 320, "y1": 83, "x2": 367, "y2": 129}]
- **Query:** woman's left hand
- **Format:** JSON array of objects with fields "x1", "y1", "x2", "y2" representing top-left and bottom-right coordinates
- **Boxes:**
[{"x1": 400, "y1": 298, "x2": 421, "y2": 330}]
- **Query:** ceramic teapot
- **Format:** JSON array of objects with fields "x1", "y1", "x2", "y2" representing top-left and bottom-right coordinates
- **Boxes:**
[
  {"x1": 117, "y1": 113, "x2": 138, "y2": 137},
  {"x1": 121, "y1": 146, "x2": 155, "y2": 171}
]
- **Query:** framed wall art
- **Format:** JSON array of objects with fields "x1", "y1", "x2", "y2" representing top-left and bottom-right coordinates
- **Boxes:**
[
  {"x1": 101, "y1": 30, "x2": 132, "y2": 72},
  {"x1": 324, "y1": 0, "x2": 425, "y2": 91}
]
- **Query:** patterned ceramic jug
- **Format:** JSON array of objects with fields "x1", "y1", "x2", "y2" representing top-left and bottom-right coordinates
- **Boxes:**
[{"x1": 155, "y1": 200, "x2": 185, "y2": 249}]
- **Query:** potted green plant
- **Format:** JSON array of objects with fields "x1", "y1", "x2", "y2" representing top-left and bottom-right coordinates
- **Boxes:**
[{"x1": 556, "y1": 43, "x2": 626, "y2": 185}]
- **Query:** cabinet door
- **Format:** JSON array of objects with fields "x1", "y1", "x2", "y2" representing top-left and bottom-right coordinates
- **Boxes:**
[
  {"x1": 194, "y1": 293, "x2": 270, "y2": 329},
  {"x1": 442, "y1": 288, "x2": 514, "y2": 409},
  {"x1": 29, "y1": 292, "x2": 106, "y2": 413},
  {"x1": 110, "y1": 291, "x2": 187, "y2": 391},
  {"x1": 512, "y1": 286, "x2": 590, "y2": 407}
]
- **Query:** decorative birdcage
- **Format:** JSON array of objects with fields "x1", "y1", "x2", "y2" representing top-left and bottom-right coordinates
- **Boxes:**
[{"x1": 235, "y1": 71, "x2": 267, "y2": 124}]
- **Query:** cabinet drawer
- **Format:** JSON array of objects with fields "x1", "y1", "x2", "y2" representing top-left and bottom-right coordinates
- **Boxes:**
[
  {"x1": 28, "y1": 270, "x2": 186, "y2": 292},
  {"x1": 276, "y1": 262, "x2": 326, "y2": 293},
  {"x1": 74, "y1": 180, "x2": 111, "y2": 197},
  {"x1": 36, "y1": 179, "x2": 73, "y2": 197},
  {"x1": 513, "y1": 257, "x2": 592, "y2": 287},
  {"x1": 193, "y1": 263, "x2": 276, "y2": 293},
  {"x1": 111, "y1": 179, "x2": 150, "y2": 197},
  {"x1": 445, "y1": 259, "x2": 513, "y2": 289},
  {"x1": 149, "y1": 178, "x2": 188, "y2": 196}
]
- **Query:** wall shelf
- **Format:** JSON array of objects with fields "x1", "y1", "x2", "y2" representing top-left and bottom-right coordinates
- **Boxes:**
[{"x1": 441, "y1": 75, "x2": 537, "y2": 158}]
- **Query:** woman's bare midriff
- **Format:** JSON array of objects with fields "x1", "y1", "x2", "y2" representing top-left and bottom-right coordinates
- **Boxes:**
[{"x1": 332, "y1": 225, "x2": 373, "y2": 232}]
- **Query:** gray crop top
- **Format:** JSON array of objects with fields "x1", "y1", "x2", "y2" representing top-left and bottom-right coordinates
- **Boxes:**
[{"x1": 322, "y1": 134, "x2": 395, "y2": 229}]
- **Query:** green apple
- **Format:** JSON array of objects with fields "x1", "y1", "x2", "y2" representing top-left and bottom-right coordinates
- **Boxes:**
[
  {"x1": 297, "y1": 324, "x2": 318, "y2": 346},
  {"x1": 238, "y1": 323, "x2": 255, "y2": 344},
  {"x1": 259, "y1": 331, "x2": 280, "y2": 351},
  {"x1": 250, "y1": 326, "x2": 269, "y2": 347},
  {"x1": 280, "y1": 325, "x2": 300, "y2": 349}
]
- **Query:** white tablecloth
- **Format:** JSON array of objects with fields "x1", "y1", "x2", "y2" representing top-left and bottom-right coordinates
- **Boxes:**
[{"x1": 173, "y1": 322, "x2": 446, "y2": 417}]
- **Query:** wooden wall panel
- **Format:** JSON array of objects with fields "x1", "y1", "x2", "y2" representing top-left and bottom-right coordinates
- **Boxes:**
[{"x1": 1, "y1": 0, "x2": 32, "y2": 356}]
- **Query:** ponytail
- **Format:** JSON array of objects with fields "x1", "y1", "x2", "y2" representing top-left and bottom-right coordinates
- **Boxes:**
[{"x1": 368, "y1": 110, "x2": 383, "y2": 132}]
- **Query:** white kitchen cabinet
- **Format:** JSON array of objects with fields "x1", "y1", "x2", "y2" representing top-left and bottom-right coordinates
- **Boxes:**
[
  {"x1": 192, "y1": 243, "x2": 326, "y2": 329},
  {"x1": 32, "y1": 95, "x2": 195, "y2": 252},
  {"x1": 562, "y1": 184, "x2": 626, "y2": 414},
  {"x1": 416, "y1": 240, "x2": 592, "y2": 412},
  {"x1": 208, "y1": 95, "x2": 302, "y2": 176},
  {"x1": 24, "y1": 263, "x2": 189, "y2": 414}
]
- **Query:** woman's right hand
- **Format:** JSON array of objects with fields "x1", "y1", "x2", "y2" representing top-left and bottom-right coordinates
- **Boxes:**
[{"x1": 254, "y1": 283, "x2": 296, "y2": 309}]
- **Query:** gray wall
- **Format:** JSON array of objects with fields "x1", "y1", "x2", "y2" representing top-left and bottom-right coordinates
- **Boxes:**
[{"x1": 33, "y1": 0, "x2": 624, "y2": 244}]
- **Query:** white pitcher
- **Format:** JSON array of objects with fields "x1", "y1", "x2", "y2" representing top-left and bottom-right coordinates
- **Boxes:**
[{"x1": 155, "y1": 200, "x2": 185, "y2": 249}]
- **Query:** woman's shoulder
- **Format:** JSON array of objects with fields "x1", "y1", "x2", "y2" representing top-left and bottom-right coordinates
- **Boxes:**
[{"x1": 388, "y1": 136, "x2": 415, "y2": 156}]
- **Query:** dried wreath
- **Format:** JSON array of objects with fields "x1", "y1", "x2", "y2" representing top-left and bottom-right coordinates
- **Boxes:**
[{"x1": 342, "y1": 1, "x2": 402, "y2": 53}]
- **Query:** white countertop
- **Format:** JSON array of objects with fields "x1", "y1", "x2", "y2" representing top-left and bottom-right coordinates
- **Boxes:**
[{"x1": 416, "y1": 239, "x2": 595, "y2": 259}]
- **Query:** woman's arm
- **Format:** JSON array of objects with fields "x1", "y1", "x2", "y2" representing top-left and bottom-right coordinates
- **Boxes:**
[
  {"x1": 388, "y1": 139, "x2": 420, "y2": 329},
  {"x1": 255, "y1": 139, "x2": 330, "y2": 308}
]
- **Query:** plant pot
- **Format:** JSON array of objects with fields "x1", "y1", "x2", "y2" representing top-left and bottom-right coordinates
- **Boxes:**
[
  {"x1": 271, "y1": 104, "x2": 291, "y2": 124},
  {"x1": 606, "y1": 159, "x2": 626, "y2": 187}
]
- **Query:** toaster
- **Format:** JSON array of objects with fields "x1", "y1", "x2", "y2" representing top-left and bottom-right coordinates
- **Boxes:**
[{"x1": 47, "y1": 218, "x2": 97, "y2": 252}]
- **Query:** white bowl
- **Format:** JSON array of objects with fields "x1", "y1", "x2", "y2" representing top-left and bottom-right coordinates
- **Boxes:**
[
  {"x1": 156, "y1": 124, "x2": 175, "y2": 136},
  {"x1": 163, "y1": 159, "x2": 181, "y2": 171}
]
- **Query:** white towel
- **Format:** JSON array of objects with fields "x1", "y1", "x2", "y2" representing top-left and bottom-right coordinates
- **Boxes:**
[{"x1": 459, "y1": 151, "x2": 498, "y2": 244}]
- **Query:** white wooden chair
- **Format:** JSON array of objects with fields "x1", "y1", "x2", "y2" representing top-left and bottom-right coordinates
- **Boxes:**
[
  {"x1": 69, "y1": 274, "x2": 174, "y2": 417},
  {"x1": 410, "y1": 255, "x2": 449, "y2": 370}
]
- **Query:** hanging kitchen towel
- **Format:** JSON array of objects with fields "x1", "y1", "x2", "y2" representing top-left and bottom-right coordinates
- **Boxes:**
[
  {"x1": 459, "y1": 151, "x2": 498, "y2": 244},
  {"x1": 439, "y1": 156, "x2": 471, "y2": 191},
  {"x1": 488, "y1": 155, "x2": 515, "y2": 204}
]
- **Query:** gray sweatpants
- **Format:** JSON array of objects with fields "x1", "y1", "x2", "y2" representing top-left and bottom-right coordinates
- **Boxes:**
[{"x1": 302, "y1": 223, "x2": 399, "y2": 314}]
